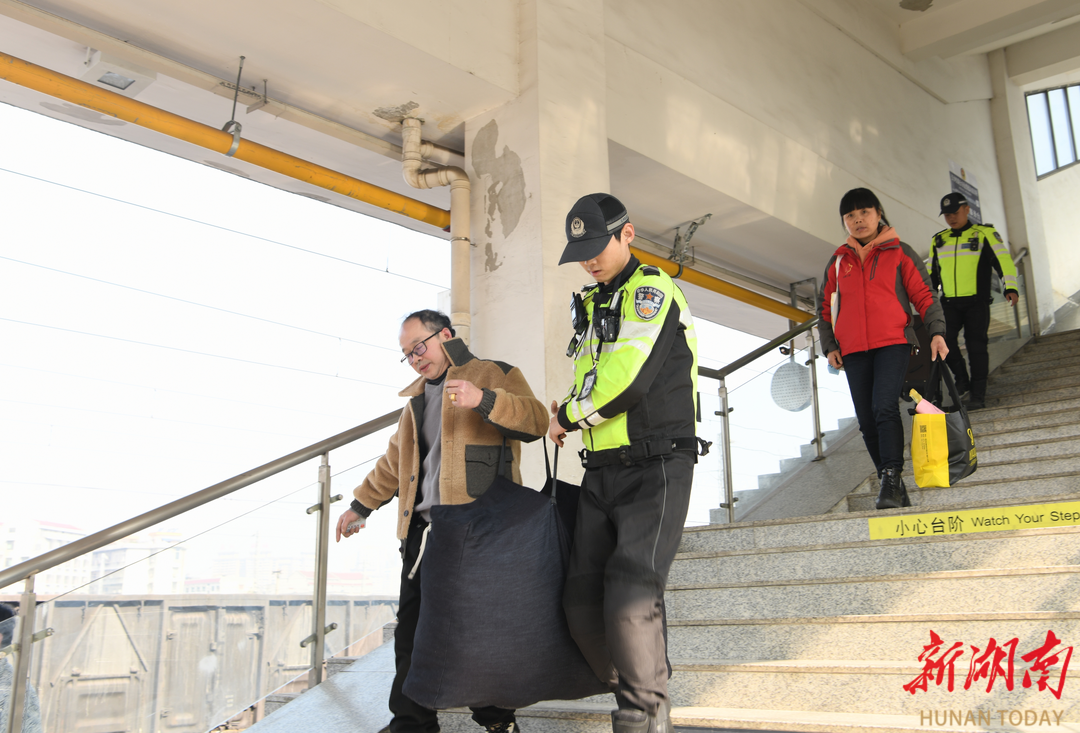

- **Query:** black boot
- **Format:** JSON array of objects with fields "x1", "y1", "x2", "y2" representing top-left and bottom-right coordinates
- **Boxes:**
[
  {"x1": 611, "y1": 702, "x2": 671, "y2": 733},
  {"x1": 966, "y1": 379, "x2": 987, "y2": 410},
  {"x1": 899, "y1": 475, "x2": 911, "y2": 507},
  {"x1": 876, "y1": 467, "x2": 905, "y2": 510}
]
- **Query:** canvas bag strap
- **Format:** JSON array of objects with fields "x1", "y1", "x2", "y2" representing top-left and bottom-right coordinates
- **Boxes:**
[
  {"x1": 929, "y1": 357, "x2": 970, "y2": 420},
  {"x1": 543, "y1": 439, "x2": 561, "y2": 504}
]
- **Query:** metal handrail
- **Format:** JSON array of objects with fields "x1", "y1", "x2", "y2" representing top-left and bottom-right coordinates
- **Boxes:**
[
  {"x1": 0, "y1": 409, "x2": 401, "y2": 592},
  {"x1": 698, "y1": 316, "x2": 824, "y2": 525},
  {"x1": 700, "y1": 317, "x2": 821, "y2": 381}
]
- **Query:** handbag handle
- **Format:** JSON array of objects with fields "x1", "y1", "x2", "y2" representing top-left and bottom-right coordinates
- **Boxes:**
[{"x1": 929, "y1": 357, "x2": 970, "y2": 419}]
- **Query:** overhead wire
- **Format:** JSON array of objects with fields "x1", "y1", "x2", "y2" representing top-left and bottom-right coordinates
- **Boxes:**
[
  {"x1": 0, "y1": 362, "x2": 362, "y2": 420},
  {"x1": 0, "y1": 165, "x2": 450, "y2": 289},
  {"x1": 0, "y1": 317, "x2": 405, "y2": 390},
  {"x1": 0, "y1": 255, "x2": 404, "y2": 354}
]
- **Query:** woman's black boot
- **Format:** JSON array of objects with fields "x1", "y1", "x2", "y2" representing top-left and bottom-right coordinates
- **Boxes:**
[
  {"x1": 876, "y1": 467, "x2": 905, "y2": 510},
  {"x1": 899, "y1": 476, "x2": 912, "y2": 507}
]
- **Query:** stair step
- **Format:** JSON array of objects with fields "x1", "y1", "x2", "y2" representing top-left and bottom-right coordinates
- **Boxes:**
[
  {"x1": 902, "y1": 431, "x2": 1080, "y2": 462},
  {"x1": 984, "y1": 381, "x2": 1080, "y2": 410},
  {"x1": 966, "y1": 395, "x2": 1080, "y2": 423},
  {"x1": 971, "y1": 407, "x2": 1080, "y2": 433},
  {"x1": 670, "y1": 528, "x2": 1080, "y2": 586},
  {"x1": 848, "y1": 477, "x2": 1080, "y2": 512},
  {"x1": 667, "y1": 569, "x2": 1080, "y2": 621},
  {"x1": 992, "y1": 361, "x2": 1080, "y2": 386},
  {"x1": 1031, "y1": 329, "x2": 1080, "y2": 344},
  {"x1": 974, "y1": 415, "x2": 1080, "y2": 443},
  {"x1": 974, "y1": 434, "x2": 1080, "y2": 463},
  {"x1": 1015, "y1": 333, "x2": 1080, "y2": 355},
  {"x1": 440, "y1": 704, "x2": 1053, "y2": 733},
  {"x1": 987, "y1": 372, "x2": 1080, "y2": 395},
  {"x1": 682, "y1": 492, "x2": 1080, "y2": 553},
  {"x1": 662, "y1": 659, "x2": 1077, "y2": 716},
  {"x1": 894, "y1": 453, "x2": 1080, "y2": 484},
  {"x1": 668, "y1": 614, "x2": 1080, "y2": 662}
]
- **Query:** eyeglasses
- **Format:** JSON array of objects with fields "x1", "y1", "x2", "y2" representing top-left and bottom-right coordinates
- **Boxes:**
[{"x1": 401, "y1": 332, "x2": 440, "y2": 364}]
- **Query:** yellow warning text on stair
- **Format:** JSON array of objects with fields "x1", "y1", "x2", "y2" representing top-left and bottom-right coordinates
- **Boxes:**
[{"x1": 868, "y1": 501, "x2": 1080, "y2": 540}]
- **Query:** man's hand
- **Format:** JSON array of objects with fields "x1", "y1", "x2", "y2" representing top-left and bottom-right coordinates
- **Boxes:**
[
  {"x1": 445, "y1": 379, "x2": 482, "y2": 409},
  {"x1": 336, "y1": 509, "x2": 365, "y2": 542},
  {"x1": 930, "y1": 334, "x2": 949, "y2": 362},
  {"x1": 827, "y1": 350, "x2": 844, "y2": 370},
  {"x1": 1006, "y1": 292, "x2": 1019, "y2": 307},
  {"x1": 548, "y1": 400, "x2": 567, "y2": 448}
]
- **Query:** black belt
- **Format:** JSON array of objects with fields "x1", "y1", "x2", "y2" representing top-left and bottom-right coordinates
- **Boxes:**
[{"x1": 580, "y1": 436, "x2": 710, "y2": 469}]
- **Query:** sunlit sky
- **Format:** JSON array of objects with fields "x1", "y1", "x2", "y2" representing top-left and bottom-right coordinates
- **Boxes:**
[{"x1": 0, "y1": 100, "x2": 853, "y2": 596}]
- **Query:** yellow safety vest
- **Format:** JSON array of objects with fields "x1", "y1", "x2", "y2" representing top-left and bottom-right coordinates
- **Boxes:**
[
  {"x1": 931, "y1": 224, "x2": 1017, "y2": 299},
  {"x1": 561, "y1": 260, "x2": 698, "y2": 452}
]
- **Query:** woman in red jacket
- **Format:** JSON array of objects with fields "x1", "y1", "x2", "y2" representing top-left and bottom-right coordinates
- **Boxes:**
[{"x1": 818, "y1": 188, "x2": 948, "y2": 509}]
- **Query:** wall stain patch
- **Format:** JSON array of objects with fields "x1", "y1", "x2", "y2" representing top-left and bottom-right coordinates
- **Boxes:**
[
  {"x1": 373, "y1": 101, "x2": 419, "y2": 122},
  {"x1": 471, "y1": 119, "x2": 526, "y2": 240},
  {"x1": 484, "y1": 242, "x2": 502, "y2": 273}
]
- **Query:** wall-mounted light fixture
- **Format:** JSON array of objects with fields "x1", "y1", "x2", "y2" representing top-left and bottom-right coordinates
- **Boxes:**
[{"x1": 81, "y1": 49, "x2": 157, "y2": 98}]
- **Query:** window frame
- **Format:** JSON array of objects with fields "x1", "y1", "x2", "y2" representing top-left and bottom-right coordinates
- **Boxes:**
[{"x1": 1026, "y1": 84, "x2": 1080, "y2": 180}]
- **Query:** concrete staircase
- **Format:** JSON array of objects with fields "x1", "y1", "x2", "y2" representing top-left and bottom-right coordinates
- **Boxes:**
[
  {"x1": 732, "y1": 417, "x2": 861, "y2": 518},
  {"x1": 252, "y1": 331, "x2": 1080, "y2": 733}
]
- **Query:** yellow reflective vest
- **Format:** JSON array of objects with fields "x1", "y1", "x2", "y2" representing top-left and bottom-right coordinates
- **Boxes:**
[
  {"x1": 557, "y1": 257, "x2": 698, "y2": 452},
  {"x1": 930, "y1": 223, "x2": 1018, "y2": 300}
]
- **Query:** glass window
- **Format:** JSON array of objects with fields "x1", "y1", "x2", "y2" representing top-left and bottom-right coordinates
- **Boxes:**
[
  {"x1": 1027, "y1": 92, "x2": 1056, "y2": 175},
  {"x1": 1048, "y1": 88, "x2": 1076, "y2": 167}
]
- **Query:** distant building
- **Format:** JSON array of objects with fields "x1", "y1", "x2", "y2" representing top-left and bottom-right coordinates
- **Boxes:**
[
  {"x1": 88, "y1": 532, "x2": 186, "y2": 595},
  {"x1": 0, "y1": 517, "x2": 91, "y2": 595},
  {"x1": 183, "y1": 578, "x2": 221, "y2": 594}
]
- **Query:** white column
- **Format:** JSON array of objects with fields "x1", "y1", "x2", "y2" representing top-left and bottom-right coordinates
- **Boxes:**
[
  {"x1": 988, "y1": 48, "x2": 1054, "y2": 333},
  {"x1": 465, "y1": 0, "x2": 609, "y2": 484}
]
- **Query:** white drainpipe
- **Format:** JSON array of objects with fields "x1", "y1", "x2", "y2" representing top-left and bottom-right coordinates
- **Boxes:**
[{"x1": 401, "y1": 117, "x2": 472, "y2": 344}]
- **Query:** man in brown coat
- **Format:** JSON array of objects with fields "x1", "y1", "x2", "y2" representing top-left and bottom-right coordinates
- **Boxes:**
[{"x1": 336, "y1": 309, "x2": 548, "y2": 733}]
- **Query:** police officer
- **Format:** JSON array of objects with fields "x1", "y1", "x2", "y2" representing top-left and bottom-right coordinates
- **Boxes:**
[
  {"x1": 931, "y1": 193, "x2": 1019, "y2": 409},
  {"x1": 548, "y1": 193, "x2": 703, "y2": 733}
]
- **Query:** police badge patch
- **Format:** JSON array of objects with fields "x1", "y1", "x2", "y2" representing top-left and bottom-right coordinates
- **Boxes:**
[
  {"x1": 570, "y1": 217, "x2": 586, "y2": 238},
  {"x1": 635, "y1": 286, "x2": 665, "y2": 320}
]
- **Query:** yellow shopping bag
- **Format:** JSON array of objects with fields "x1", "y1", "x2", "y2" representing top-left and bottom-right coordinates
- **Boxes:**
[{"x1": 910, "y1": 361, "x2": 977, "y2": 488}]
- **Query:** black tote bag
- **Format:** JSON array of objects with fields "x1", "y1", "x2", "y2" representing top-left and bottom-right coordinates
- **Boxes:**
[{"x1": 403, "y1": 443, "x2": 608, "y2": 710}]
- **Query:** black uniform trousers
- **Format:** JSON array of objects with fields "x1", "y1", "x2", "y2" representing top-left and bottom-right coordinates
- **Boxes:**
[
  {"x1": 942, "y1": 296, "x2": 991, "y2": 392},
  {"x1": 563, "y1": 452, "x2": 694, "y2": 715},
  {"x1": 389, "y1": 515, "x2": 516, "y2": 733}
]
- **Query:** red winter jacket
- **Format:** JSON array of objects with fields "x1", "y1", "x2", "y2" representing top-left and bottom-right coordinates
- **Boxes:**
[{"x1": 817, "y1": 227, "x2": 945, "y2": 357}]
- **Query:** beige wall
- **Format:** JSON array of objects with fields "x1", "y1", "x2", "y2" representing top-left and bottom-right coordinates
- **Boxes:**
[
  {"x1": 1039, "y1": 164, "x2": 1080, "y2": 310},
  {"x1": 605, "y1": 0, "x2": 1007, "y2": 257}
]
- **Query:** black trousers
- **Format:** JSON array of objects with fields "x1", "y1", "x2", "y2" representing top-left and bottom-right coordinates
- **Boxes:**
[
  {"x1": 389, "y1": 516, "x2": 516, "y2": 733},
  {"x1": 942, "y1": 297, "x2": 991, "y2": 390},
  {"x1": 563, "y1": 452, "x2": 694, "y2": 715},
  {"x1": 842, "y1": 344, "x2": 911, "y2": 475}
]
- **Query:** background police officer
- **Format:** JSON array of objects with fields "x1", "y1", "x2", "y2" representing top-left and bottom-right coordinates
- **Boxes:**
[
  {"x1": 548, "y1": 193, "x2": 701, "y2": 733},
  {"x1": 931, "y1": 193, "x2": 1019, "y2": 410}
]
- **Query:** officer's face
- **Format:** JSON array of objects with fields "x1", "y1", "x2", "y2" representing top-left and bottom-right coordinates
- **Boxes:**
[
  {"x1": 944, "y1": 205, "x2": 970, "y2": 230},
  {"x1": 843, "y1": 206, "x2": 882, "y2": 244},
  {"x1": 400, "y1": 318, "x2": 451, "y2": 379},
  {"x1": 581, "y1": 223, "x2": 634, "y2": 285}
]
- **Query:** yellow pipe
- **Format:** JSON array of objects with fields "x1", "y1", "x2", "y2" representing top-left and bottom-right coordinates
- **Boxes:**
[
  {"x1": 0, "y1": 51, "x2": 451, "y2": 229},
  {"x1": 630, "y1": 246, "x2": 813, "y2": 323}
]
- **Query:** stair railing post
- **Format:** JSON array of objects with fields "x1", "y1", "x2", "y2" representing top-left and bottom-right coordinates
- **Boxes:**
[
  {"x1": 808, "y1": 335, "x2": 825, "y2": 461},
  {"x1": 6, "y1": 574, "x2": 37, "y2": 733},
  {"x1": 718, "y1": 377, "x2": 736, "y2": 524},
  {"x1": 307, "y1": 452, "x2": 332, "y2": 688}
]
